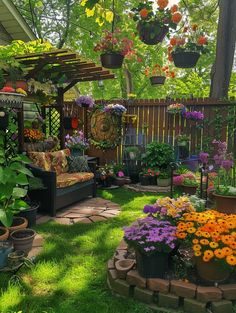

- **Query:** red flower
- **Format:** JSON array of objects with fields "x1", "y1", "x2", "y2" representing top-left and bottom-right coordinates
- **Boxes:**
[
  {"x1": 139, "y1": 8, "x2": 149, "y2": 19},
  {"x1": 197, "y1": 36, "x2": 207, "y2": 45},
  {"x1": 171, "y1": 12, "x2": 182, "y2": 24},
  {"x1": 171, "y1": 4, "x2": 178, "y2": 13},
  {"x1": 1, "y1": 86, "x2": 15, "y2": 93}
]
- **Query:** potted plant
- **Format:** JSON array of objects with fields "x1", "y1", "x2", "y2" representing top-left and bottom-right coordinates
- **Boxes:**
[
  {"x1": 209, "y1": 140, "x2": 236, "y2": 214},
  {"x1": 113, "y1": 164, "x2": 129, "y2": 186},
  {"x1": 98, "y1": 164, "x2": 115, "y2": 188},
  {"x1": 0, "y1": 134, "x2": 33, "y2": 230},
  {"x1": 65, "y1": 130, "x2": 89, "y2": 157},
  {"x1": 131, "y1": 1, "x2": 182, "y2": 45},
  {"x1": 10, "y1": 228, "x2": 36, "y2": 255},
  {"x1": 94, "y1": 29, "x2": 134, "y2": 69},
  {"x1": 75, "y1": 95, "x2": 95, "y2": 108},
  {"x1": 144, "y1": 64, "x2": 175, "y2": 86},
  {"x1": 124, "y1": 146, "x2": 141, "y2": 161},
  {"x1": 175, "y1": 134, "x2": 190, "y2": 147},
  {"x1": 176, "y1": 210, "x2": 236, "y2": 282},
  {"x1": 168, "y1": 24, "x2": 208, "y2": 68},
  {"x1": 139, "y1": 168, "x2": 159, "y2": 185},
  {"x1": 124, "y1": 216, "x2": 177, "y2": 278},
  {"x1": 157, "y1": 169, "x2": 171, "y2": 187},
  {"x1": 182, "y1": 177, "x2": 198, "y2": 195},
  {"x1": 182, "y1": 109, "x2": 204, "y2": 124},
  {"x1": 142, "y1": 142, "x2": 174, "y2": 170},
  {"x1": 167, "y1": 103, "x2": 186, "y2": 114}
]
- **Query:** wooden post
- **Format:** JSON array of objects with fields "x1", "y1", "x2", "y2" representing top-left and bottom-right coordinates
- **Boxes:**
[
  {"x1": 57, "y1": 87, "x2": 65, "y2": 149},
  {"x1": 18, "y1": 108, "x2": 24, "y2": 153}
]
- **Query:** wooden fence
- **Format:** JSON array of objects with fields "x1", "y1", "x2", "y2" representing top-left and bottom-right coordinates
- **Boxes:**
[{"x1": 64, "y1": 98, "x2": 236, "y2": 165}]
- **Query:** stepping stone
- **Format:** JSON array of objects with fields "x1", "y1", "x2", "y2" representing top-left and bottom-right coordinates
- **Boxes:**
[
  {"x1": 36, "y1": 215, "x2": 52, "y2": 225},
  {"x1": 62, "y1": 212, "x2": 88, "y2": 218},
  {"x1": 100, "y1": 212, "x2": 119, "y2": 218},
  {"x1": 52, "y1": 217, "x2": 72, "y2": 225},
  {"x1": 105, "y1": 210, "x2": 120, "y2": 215},
  {"x1": 32, "y1": 234, "x2": 44, "y2": 248},
  {"x1": 73, "y1": 217, "x2": 93, "y2": 224},
  {"x1": 89, "y1": 215, "x2": 107, "y2": 222}
]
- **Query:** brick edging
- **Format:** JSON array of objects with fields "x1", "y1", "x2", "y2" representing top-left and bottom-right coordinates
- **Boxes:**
[{"x1": 107, "y1": 241, "x2": 235, "y2": 313}]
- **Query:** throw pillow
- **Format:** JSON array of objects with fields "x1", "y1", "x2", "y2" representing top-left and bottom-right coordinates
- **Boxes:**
[{"x1": 67, "y1": 156, "x2": 90, "y2": 173}]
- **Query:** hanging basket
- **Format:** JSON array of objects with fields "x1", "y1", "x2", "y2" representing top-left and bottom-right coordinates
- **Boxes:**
[
  {"x1": 150, "y1": 76, "x2": 166, "y2": 85},
  {"x1": 171, "y1": 51, "x2": 200, "y2": 68},
  {"x1": 0, "y1": 111, "x2": 9, "y2": 130},
  {"x1": 100, "y1": 53, "x2": 124, "y2": 69},
  {"x1": 5, "y1": 80, "x2": 28, "y2": 91},
  {"x1": 137, "y1": 21, "x2": 169, "y2": 45},
  {"x1": 0, "y1": 92, "x2": 25, "y2": 108}
]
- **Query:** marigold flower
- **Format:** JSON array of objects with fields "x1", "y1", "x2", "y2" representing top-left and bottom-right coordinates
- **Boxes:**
[
  {"x1": 171, "y1": 12, "x2": 182, "y2": 24},
  {"x1": 187, "y1": 227, "x2": 196, "y2": 234},
  {"x1": 222, "y1": 247, "x2": 233, "y2": 256},
  {"x1": 226, "y1": 255, "x2": 236, "y2": 266},
  {"x1": 157, "y1": 0, "x2": 169, "y2": 10},
  {"x1": 203, "y1": 255, "x2": 211, "y2": 262},
  {"x1": 139, "y1": 8, "x2": 149, "y2": 19},
  {"x1": 176, "y1": 232, "x2": 187, "y2": 239},
  {"x1": 193, "y1": 244, "x2": 201, "y2": 251},
  {"x1": 170, "y1": 4, "x2": 178, "y2": 13},
  {"x1": 204, "y1": 250, "x2": 214, "y2": 259},
  {"x1": 200, "y1": 239, "x2": 209, "y2": 245},
  {"x1": 209, "y1": 242, "x2": 219, "y2": 249},
  {"x1": 197, "y1": 36, "x2": 207, "y2": 45},
  {"x1": 194, "y1": 251, "x2": 202, "y2": 257},
  {"x1": 214, "y1": 249, "x2": 225, "y2": 259},
  {"x1": 192, "y1": 239, "x2": 199, "y2": 244}
]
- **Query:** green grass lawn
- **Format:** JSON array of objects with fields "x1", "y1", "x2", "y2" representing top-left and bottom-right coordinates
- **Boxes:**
[{"x1": 0, "y1": 188, "x2": 172, "y2": 313}]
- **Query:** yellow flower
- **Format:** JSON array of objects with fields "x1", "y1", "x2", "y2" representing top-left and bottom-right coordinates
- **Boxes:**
[
  {"x1": 193, "y1": 244, "x2": 201, "y2": 251},
  {"x1": 194, "y1": 251, "x2": 202, "y2": 257},
  {"x1": 209, "y1": 242, "x2": 219, "y2": 249},
  {"x1": 187, "y1": 227, "x2": 196, "y2": 234},
  {"x1": 200, "y1": 239, "x2": 209, "y2": 245}
]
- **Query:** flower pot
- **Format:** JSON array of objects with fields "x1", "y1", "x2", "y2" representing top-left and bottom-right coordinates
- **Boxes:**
[
  {"x1": 17, "y1": 202, "x2": 39, "y2": 228},
  {"x1": 115, "y1": 259, "x2": 135, "y2": 279},
  {"x1": 0, "y1": 227, "x2": 9, "y2": 241},
  {"x1": 149, "y1": 176, "x2": 157, "y2": 185},
  {"x1": 0, "y1": 241, "x2": 13, "y2": 269},
  {"x1": 0, "y1": 111, "x2": 8, "y2": 130},
  {"x1": 136, "y1": 249, "x2": 169, "y2": 278},
  {"x1": 150, "y1": 76, "x2": 166, "y2": 85},
  {"x1": 124, "y1": 177, "x2": 131, "y2": 184},
  {"x1": 115, "y1": 177, "x2": 126, "y2": 187},
  {"x1": 100, "y1": 53, "x2": 124, "y2": 69},
  {"x1": 196, "y1": 257, "x2": 230, "y2": 283},
  {"x1": 177, "y1": 141, "x2": 188, "y2": 147},
  {"x1": 213, "y1": 193, "x2": 236, "y2": 214},
  {"x1": 70, "y1": 149, "x2": 83, "y2": 157},
  {"x1": 7, "y1": 250, "x2": 25, "y2": 267},
  {"x1": 5, "y1": 80, "x2": 28, "y2": 91},
  {"x1": 140, "y1": 175, "x2": 150, "y2": 186},
  {"x1": 63, "y1": 117, "x2": 73, "y2": 130},
  {"x1": 137, "y1": 21, "x2": 169, "y2": 45},
  {"x1": 171, "y1": 51, "x2": 200, "y2": 68},
  {"x1": 157, "y1": 178, "x2": 171, "y2": 187},
  {"x1": 182, "y1": 185, "x2": 197, "y2": 195},
  {"x1": 9, "y1": 217, "x2": 28, "y2": 234},
  {"x1": 10, "y1": 229, "x2": 36, "y2": 255}
]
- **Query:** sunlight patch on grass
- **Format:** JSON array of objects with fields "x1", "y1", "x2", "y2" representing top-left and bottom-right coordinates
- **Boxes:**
[{"x1": 0, "y1": 285, "x2": 22, "y2": 312}]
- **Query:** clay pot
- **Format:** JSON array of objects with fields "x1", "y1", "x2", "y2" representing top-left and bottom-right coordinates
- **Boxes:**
[
  {"x1": 196, "y1": 257, "x2": 230, "y2": 283},
  {"x1": 115, "y1": 177, "x2": 126, "y2": 187},
  {"x1": 182, "y1": 185, "x2": 197, "y2": 195},
  {"x1": 0, "y1": 227, "x2": 9, "y2": 241},
  {"x1": 115, "y1": 259, "x2": 135, "y2": 279},
  {"x1": 9, "y1": 217, "x2": 28, "y2": 234},
  {"x1": 213, "y1": 193, "x2": 236, "y2": 214},
  {"x1": 10, "y1": 229, "x2": 36, "y2": 255}
]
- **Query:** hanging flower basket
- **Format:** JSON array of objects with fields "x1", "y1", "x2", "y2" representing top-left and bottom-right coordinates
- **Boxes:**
[
  {"x1": 100, "y1": 53, "x2": 124, "y2": 69},
  {"x1": 0, "y1": 92, "x2": 25, "y2": 108},
  {"x1": 171, "y1": 51, "x2": 200, "y2": 68},
  {"x1": 5, "y1": 80, "x2": 28, "y2": 91},
  {"x1": 0, "y1": 111, "x2": 9, "y2": 130},
  {"x1": 150, "y1": 76, "x2": 166, "y2": 85},
  {"x1": 137, "y1": 22, "x2": 169, "y2": 45}
]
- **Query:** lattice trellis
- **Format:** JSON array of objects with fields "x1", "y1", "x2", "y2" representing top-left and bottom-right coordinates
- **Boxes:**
[
  {"x1": 44, "y1": 107, "x2": 61, "y2": 138},
  {"x1": 5, "y1": 110, "x2": 19, "y2": 160}
]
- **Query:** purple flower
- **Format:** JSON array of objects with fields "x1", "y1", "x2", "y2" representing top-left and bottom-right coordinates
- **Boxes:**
[
  {"x1": 221, "y1": 159, "x2": 234, "y2": 171},
  {"x1": 76, "y1": 95, "x2": 94, "y2": 108},
  {"x1": 199, "y1": 152, "x2": 209, "y2": 165},
  {"x1": 183, "y1": 110, "x2": 204, "y2": 121}
]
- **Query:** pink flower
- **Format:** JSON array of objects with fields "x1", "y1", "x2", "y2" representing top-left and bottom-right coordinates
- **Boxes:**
[
  {"x1": 173, "y1": 175, "x2": 184, "y2": 185},
  {"x1": 118, "y1": 171, "x2": 125, "y2": 177}
]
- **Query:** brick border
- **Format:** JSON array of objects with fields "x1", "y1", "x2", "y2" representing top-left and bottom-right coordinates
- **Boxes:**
[{"x1": 107, "y1": 241, "x2": 235, "y2": 313}]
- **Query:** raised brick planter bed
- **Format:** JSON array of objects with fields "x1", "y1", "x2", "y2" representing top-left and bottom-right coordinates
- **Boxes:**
[{"x1": 107, "y1": 242, "x2": 235, "y2": 313}]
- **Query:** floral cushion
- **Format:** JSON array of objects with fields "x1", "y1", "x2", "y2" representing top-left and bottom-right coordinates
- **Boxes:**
[
  {"x1": 56, "y1": 172, "x2": 94, "y2": 188},
  {"x1": 28, "y1": 151, "x2": 51, "y2": 171},
  {"x1": 48, "y1": 149, "x2": 70, "y2": 175}
]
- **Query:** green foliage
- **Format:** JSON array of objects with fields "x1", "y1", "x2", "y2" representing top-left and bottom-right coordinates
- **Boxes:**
[
  {"x1": 0, "y1": 133, "x2": 33, "y2": 227},
  {"x1": 183, "y1": 177, "x2": 198, "y2": 187},
  {"x1": 142, "y1": 142, "x2": 174, "y2": 169}
]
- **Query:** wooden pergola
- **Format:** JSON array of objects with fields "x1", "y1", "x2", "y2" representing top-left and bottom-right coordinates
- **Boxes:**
[{"x1": 11, "y1": 48, "x2": 115, "y2": 150}]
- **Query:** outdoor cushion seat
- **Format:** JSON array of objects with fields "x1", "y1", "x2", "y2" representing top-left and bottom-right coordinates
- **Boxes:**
[{"x1": 56, "y1": 172, "x2": 94, "y2": 188}]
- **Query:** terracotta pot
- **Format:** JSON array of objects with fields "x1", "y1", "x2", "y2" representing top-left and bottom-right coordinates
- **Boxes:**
[
  {"x1": 10, "y1": 228, "x2": 36, "y2": 255},
  {"x1": 157, "y1": 178, "x2": 171, "y2": 187},
  {"x1": 137, "y1": 21, "x2": 169, "y2": 45},
  {"x1": 124, "y1": 177, "x2": 131, "y2": 184},
  {"x1": 213, "y1": 193, "x2": 236, "y2": 214},
  {"x1": 182, "y1": 185, "x2": 197, "y2": 195},
  {"x1": 150, "y1": 76, "x2": 166, "y2": 85},
  {"x1": 100, "y1": 53, "x2": 124, "y2": 69},
  {"x1": 171, "y1": 51, "x2": 200, "y2": 68},
  {"x1": 5, "y1": 80, "x2": 28, "y2": 91},
  {"x1": 115, "y1": 259, "x2": 135, "y2": 279},
  {"x1": 0, "y1": 227, "x2": 9, "y2": 241},
  {"x1": 115, "y1": 177, "x2": 126, "y2": 187},
  {"x1": 8, "y1": 217, "x2": 28, "y2": 234},
  {"x1": 196, "y1": 257, "x2": 230, "y2": 283}
]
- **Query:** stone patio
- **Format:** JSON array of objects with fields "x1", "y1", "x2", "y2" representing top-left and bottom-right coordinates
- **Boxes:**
[{"x1": 36, "y1": 197, "x2": 121, "y2": 225}]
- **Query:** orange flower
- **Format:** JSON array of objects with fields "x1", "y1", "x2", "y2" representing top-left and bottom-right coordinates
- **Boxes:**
[
  {"x1": 168, "y1": 54, "x2": 173, "y2": 62},
  {"x1": 139, "y1": 8, "x2": 149, "y2": 19},
  {"x1": 192, "y1": 239, "x2": 199, "y2": 244},
  {"x1": 194, "y1": 251, "x2": 202, "y2": 257},
  {"x1": 214, "y1": 249, "x2": 225, "y2": 259},
  {"x1": 226, "y1": 255, "x2": 236, "y2": 266},
  {"x1": 203, "y1": 250, "x2": 214, "y2": 260},
  {"x1": 170, "y1": 4, "x2": 178, "y2": 13},
  {"x1": 176, "y1": 232, "x2": 187, "y2": 239},
  {"x1": 192, "y1": 23, "x2": 198, "y2": 31},
  {"x1": 200, "y1": 239, "x2": 209, "y2": 245},
  {"x1": 203, "y1": 255, "x2": 211, "y2": 262},
  {"x1": 193, "y1": 244, "x2": 201, "y2": 251},
  {"x1": 197, "y1": 36, "x2": 207, "y2": 45},
  {"x1": 187, "y1": 227, "x2": 196, "y2": 234},
  {"x1": 157, "y1": 0, "x2": 169, "y2": 10},
  {"x1": 170, "y1": 37, "x2": 177, "y2": 46},
  {"x1": 170, "y1": 71, "x2": 175, "y2": 78},
  {"x1": 209, "y1": 242, "x2": 219, "y2": 249},
  {"x1": 171, "y1": 12, "x2": 182, "y2": 24},
  {"x1": 222, "y1": 247, "x2": 233, "y2": 256}
]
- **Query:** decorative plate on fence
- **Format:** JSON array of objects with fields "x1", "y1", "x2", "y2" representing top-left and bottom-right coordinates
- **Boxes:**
[{"x1": 90, "y1": 110, "x2": 122, "y2": 150}]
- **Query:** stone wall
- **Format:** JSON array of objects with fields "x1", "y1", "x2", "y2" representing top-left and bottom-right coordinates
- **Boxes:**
[{"x1": 107, "y1": 241, "x2": 235, "y2": 313}]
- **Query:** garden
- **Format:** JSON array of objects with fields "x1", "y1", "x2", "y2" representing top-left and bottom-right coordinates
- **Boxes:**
[{"x1": 0, "y1": 0, "x2": 236, "y2": 312}]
